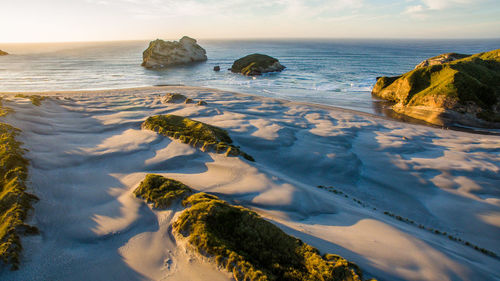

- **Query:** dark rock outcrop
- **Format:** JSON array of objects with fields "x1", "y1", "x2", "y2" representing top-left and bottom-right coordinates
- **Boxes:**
[{"x1": 231, "y1": 54, "x2": 285, "y2": 76}]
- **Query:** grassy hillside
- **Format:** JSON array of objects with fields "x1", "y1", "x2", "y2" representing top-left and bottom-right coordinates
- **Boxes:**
[{"x1": 372, "y1": 49, "x2": 500, "y2": 125}]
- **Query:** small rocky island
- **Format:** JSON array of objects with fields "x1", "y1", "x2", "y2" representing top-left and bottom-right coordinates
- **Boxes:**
[
  {"x1": 372, "y1": 49, "x2": 500, "y2": 128},
  {"x1": 231, "y1": 53, "x2": 285, "y2": 76},
  {"x1": 0, "y1": 50, "x2": 8, "y2": 56},
  {"x1": 141, "y1": 36, "x2": 207, "y2": 69}
]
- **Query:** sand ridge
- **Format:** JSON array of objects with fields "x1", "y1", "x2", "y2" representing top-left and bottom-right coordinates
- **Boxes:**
[{"x1": 0, "y1": 86, "x2": 499, "y2": 281}]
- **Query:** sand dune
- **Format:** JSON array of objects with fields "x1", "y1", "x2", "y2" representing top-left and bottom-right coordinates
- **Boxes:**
[{"x1": 0, "y1": 86, "x2": 499, "y2": 281}]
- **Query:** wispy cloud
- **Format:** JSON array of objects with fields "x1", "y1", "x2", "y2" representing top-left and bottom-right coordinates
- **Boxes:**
[
  {"x1": 86, "y1": 0, "x2": 363, "y2": 20},
  {"x1": 403, "y1": 4, "x2": 428, "y2": 19},
  {"x1": 403, "y1": 0, "x2": 481, "y2": 19},
  {"x1": 421, "y1": 0, "x2": 476, "y2": 10}
]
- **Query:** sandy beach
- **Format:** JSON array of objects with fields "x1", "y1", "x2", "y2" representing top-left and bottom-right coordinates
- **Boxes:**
[{"x1": 0, "y1": 86, "x2": 499, "y2": 281}]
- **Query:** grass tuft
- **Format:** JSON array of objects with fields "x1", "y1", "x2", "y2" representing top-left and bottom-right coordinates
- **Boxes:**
[
  {"x1": 0, "y1": 98, "x2": 13, "y2": 117},
  {"x1": 14, "y1": 94, "x2": 47, "y2": 106},
  {"x1": 133, "y1": 174, "x2": 192, "y2": 209}
]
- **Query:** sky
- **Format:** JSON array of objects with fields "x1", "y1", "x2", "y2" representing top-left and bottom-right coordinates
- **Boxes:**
[{"x1": 0, "y1": 0, "x2": 499, "y2": 42}]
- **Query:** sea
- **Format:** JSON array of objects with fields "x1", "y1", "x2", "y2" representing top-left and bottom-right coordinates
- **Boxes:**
[{"x1": 1, "y1": 39, "x2": 499, "y2": 115}]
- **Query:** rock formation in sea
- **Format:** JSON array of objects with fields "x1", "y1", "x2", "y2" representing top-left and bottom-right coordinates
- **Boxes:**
[
  {"x1": 141, "y1": 36, "x2": 207, "y2": 69},
  {"x1": 230, "y1": 54, "x2": 285, "y2": 76},
  {"x1": 0, "y1": 50, "x2": 8, "y2": 56},
  {"x1": 372, "y1": 48, "x2": 500, "y2": 128}
]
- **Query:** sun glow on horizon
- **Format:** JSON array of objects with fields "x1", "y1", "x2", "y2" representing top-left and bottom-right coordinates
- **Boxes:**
[{"x1": 1, "y1": 0, "x2": 499, "y2": 44}]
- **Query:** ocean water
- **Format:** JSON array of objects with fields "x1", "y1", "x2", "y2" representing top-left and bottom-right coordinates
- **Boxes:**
[{"x1": 1, "y1": 39, "x2": 499, "y2": 114}]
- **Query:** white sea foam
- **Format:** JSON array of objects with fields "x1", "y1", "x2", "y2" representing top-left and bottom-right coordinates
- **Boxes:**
[{"x1": 1, "y1": 39, "x2": 499, "y2": 115}]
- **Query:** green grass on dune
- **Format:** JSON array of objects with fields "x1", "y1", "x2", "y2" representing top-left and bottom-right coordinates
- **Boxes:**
[
  {"x1": 133, "y1": 174, "x2": 193, "y2": 209},
  {"x1": 174, "y1": 193, "x2": 366, "y2": 281},
  {"x1": 0, "y1": 98, "x2": 13, "y2": 117},
  {"x1": 14, "y1": 94, "x2": 47, "y2": 106},
  {"x1": 372, "y1": 48, "x2": 500, "y2": 122},
  {"x1": 143, "y1": 114, "x2": 232, "y2": 144},
  {"x1": 142, "y1": 114, "x2": 254, "y2": 161},
  {"x1": 0, "y1": 122, "x2": 38, "y2": 270},
  {"x1": 134, "y1": 174, "x2": 369, "y2": 280}
]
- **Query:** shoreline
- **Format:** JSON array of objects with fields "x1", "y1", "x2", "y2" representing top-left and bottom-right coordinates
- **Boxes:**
[
  {"x1": 2, "y1": 85, "x2": 498, "y2": 135},
  {"x1": 0, "y1": 85, "x2": 415, "y2": 124}
]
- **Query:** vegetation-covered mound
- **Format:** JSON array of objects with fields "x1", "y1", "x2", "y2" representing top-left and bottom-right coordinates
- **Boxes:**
[
  {"x1": 173, "y1": 193, "x2": 366, "y2": 281},
  {"x1": 231, "y1": 54, "x2": 285, "y2": 76},
  {"x1": 161, "y1": 93, "x2": 190, "y2": 104},
  {"x1": 160, "y1": 93, "x2": 205, "y2": 105},
  {"x1": 0, "y1": 122, "x2": 38, "y2": 270},
  {"x1": 372, "y1": 48, "x2": 500, "y2": 127},
  {"x1": 14, "y1": 94, "x2": 47, "y2": 106},
  {"x1": 133, "y1": 174, "x2": 192, "y2": 209},
  {"x1": 142, "y1": 115, "x2": 254, "y2": 161},
  {"x1": 0, "y1": 98, "x2": 13, "y2": 117}
]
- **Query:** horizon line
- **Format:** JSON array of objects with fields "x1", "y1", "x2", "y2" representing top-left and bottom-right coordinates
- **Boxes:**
[{"x1": 1, "y1": 37, "x2": 500, "y2": 45}]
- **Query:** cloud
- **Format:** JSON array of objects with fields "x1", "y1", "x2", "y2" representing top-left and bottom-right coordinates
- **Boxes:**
[
  {"x1": 86, "y1": 0, "x2": 363, "y2": 20},
  {"x1": 421, "y1": 0, "x2": 476, "y2": 10},
  {"x1": 404, "y1": 5, "x2": 425, "y2": 14},
  {"x1": 279, "y1": 0, "x2": 363, "y2": 19},
  {"x1": 403, "y1": 0, "x2": 480, "y2": 19},
  {"x1": 403, "y1": 4, "x2": 428, "y2": 19}
]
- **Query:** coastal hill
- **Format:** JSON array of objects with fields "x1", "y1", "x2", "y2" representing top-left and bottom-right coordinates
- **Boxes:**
[
  {"x1": 0, "y1": 50, "x2": 8, "y2": 56},
  {"x1": 372, "y1": 48, "x2": 500, "y2": 128},
  {"x1": 141, "y1": 36, "x2": 207, "y2": 69}
]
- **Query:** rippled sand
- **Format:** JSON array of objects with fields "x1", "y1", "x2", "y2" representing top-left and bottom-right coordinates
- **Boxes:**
[{"x1": 1, "y1": 86, "x2": 499, "y2": 281}]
